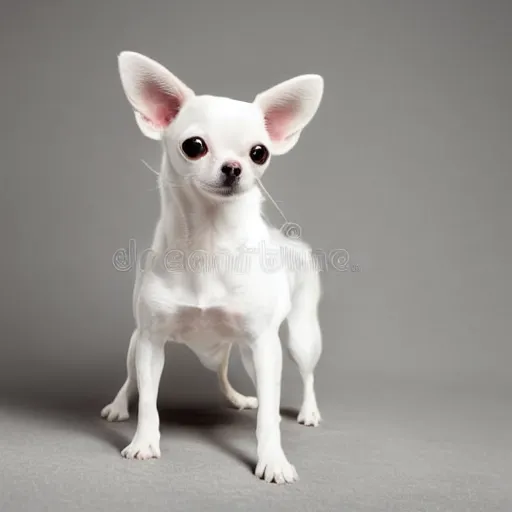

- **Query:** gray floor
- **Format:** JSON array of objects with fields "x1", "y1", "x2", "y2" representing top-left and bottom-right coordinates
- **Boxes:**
[{"x1": 1, "y1": 379, "x2": 510, "y2": 512}]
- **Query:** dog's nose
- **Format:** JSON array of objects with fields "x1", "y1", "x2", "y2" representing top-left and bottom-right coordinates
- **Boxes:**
[{"x1": 221, "y1": 162, "x2": 242, "y2": 186}]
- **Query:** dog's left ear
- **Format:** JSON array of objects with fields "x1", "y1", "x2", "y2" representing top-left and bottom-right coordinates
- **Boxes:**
[
  {"x1": 118, "y1": 51, "x2": 195, "y2": 140},
  {"x1": 254, "y1": 74, "x2": 324, "y2": 155}
]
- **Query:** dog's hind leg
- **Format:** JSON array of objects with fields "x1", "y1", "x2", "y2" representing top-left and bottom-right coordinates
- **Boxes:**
[
  {"x1": 285, "y1": 272, "x2": 323, "y2": 426},
  {"x1": 101, "y1": 329, "x2": 138, "y2": 422},
  {"x1": 218, "y1": 343, "x2": 258, "y2": 410}
]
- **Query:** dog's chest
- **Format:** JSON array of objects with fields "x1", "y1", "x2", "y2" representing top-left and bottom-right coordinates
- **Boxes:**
[
  {"x1": 172, "y1": 304, "x2": 246, "y2": 341},
  {"x1": 170, "y1": 302, "x2": 247, "y2": 371},
  {"x1": 169, "y1": 276, "x2": 253, "y2": 362},
  {"x1": 144, "y1": 270, "x2": 255, "y2": 340}
]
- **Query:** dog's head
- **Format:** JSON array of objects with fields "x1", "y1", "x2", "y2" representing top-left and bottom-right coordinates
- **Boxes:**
[{"x1": 118, "y1": 51, "x2": 324, "y2": 200}]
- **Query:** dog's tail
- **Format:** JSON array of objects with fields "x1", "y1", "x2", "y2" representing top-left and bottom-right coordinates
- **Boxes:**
[{"x1": 218, "y1": 344, "x2": 258, "y2": 411}]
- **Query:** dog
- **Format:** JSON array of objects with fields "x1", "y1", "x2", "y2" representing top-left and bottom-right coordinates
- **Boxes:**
[{"x1": 101, "y1": 51, "x2": 324, "y2": 484}]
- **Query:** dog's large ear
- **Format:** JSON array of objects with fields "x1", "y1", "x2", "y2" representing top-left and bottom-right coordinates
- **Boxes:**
[
  {"x1": 254, "y1": 74, "x2": 324, "y2": 155},
  {"x1": 117, "y1": 51, "x2": 195, "y2": 140}
]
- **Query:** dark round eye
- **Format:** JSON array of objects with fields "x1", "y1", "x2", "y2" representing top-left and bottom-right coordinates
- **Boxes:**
[
  {"x1": 249, "y1": 144, "x2": 269, "y2": 165},
  {"x1": 181, "y1": 137, "x2": 208, "y2": 159}
]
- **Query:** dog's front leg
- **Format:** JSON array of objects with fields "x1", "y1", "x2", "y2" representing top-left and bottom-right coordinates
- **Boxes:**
[
  {"x1": 251, "y1": 330, "x2": 298, "y2": 484},
  {"x1": 121, "y1": 331, "x2": 166, "y2": 460}
]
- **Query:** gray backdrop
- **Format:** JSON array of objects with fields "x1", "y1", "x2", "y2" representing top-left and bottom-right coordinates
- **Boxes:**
[{"x1": 1, "y1": 1, "x2": 511, "y2": 511}]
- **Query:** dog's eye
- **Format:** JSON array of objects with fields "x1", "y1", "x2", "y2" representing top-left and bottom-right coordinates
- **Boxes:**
[
  {"x1": 181, "y1": 137, "x2": 208, "y2": 159},
  {"x1": 249, "y1": 144, "x2": 269, "y2": 165}
]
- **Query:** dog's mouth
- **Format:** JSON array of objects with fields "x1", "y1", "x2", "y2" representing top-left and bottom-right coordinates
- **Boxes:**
[{"x1": 198, "y1": 182, "x2": 245, "y2": 199}]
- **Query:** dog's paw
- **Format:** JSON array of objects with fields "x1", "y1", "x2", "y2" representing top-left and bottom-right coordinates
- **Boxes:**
[
  {"x1": 234, "y1": 395, "x2": 258, "y2": 410},
  {"x1": 224, "y1": 390, "x2": 258, "y2": 410},
  {"x1": 121, "y1": 436, "x2": 161, "y2": 460},
  {"x1": 101, "y1": 401, "x2": 129, "y2": 422},
  {"x1": 255, "y1": 450, "x2": 299, "y2": 484},
  {"x1": 297, "y1": 403, "x2": 322, "y2": 427}
]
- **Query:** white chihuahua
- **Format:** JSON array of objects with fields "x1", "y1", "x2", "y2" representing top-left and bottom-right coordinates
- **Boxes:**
[{"x1": 101, "y1": 51, "x2": 324, "y2": 484}]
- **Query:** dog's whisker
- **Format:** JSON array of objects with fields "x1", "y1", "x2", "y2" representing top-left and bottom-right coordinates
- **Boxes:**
[
  {"x1": 140, "y1": 158, "x2": 183, "y2": 191},
  {"x1": 141, "y1": 159, "x2": 160, "y2": 176},
  {"x1": 255, "y1": 177, "x2": 288, "y2": 224}
]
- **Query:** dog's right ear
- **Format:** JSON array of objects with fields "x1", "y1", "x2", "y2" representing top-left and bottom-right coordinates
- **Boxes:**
[{"x1": 117, "y1": 51, "x2": 195, "y2": 140}]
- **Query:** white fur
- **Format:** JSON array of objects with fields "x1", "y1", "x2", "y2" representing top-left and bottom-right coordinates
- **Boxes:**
[{"x1": 101, "y1": 51, "x2": 324, "y2": 484}]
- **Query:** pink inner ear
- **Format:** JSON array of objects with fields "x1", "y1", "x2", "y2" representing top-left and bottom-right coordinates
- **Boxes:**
[
  {"x1": 142, "y1": 81, "x2": 183, "y2": 128},
  {"x1": 264, "y1": 100, "x2": 300, "y2": 142}
]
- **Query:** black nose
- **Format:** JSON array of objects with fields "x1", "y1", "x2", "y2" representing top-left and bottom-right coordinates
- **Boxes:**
[{"x1": 221, "y1": 162, "x2": 242, "y2": 186}]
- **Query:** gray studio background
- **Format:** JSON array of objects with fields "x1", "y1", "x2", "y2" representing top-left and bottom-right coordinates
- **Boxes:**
[{"x1": 0, "y1": 1, "x2": 511, "y2": 511}]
